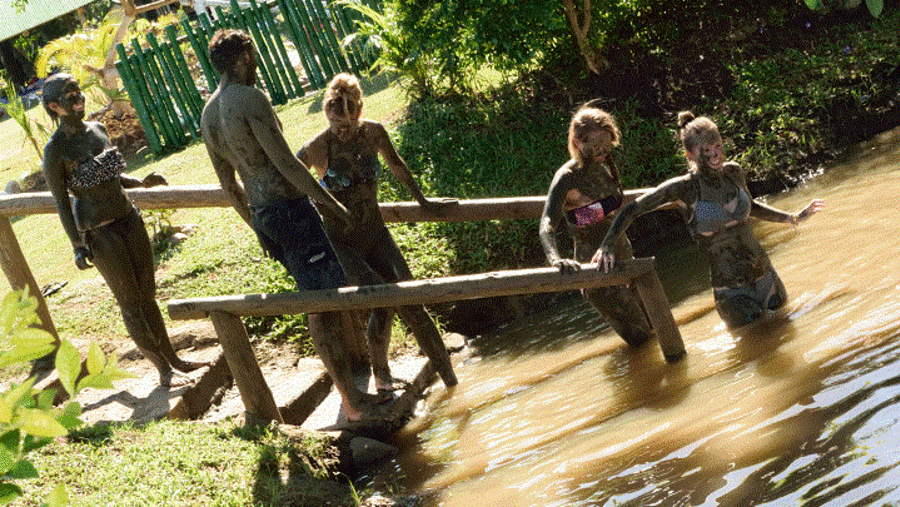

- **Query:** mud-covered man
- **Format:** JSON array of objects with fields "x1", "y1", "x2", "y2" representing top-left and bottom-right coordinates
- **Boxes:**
[{"x1": 200, "y1": 29, "x2": 385, "y2": 421}]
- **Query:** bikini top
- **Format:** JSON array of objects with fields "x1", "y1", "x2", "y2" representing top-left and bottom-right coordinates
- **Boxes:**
[
  {"x1": 566, "y1": 193, "x2": 623, "y2": 227},
  {"x1": 320, "y1": 133, "x2": 382, "y2": 193},
  {"x1": 564, "y1": 158, "x2": 624, "y2": 228},
  {"x1": 689, "y1": 168, "x2": 751, "y2": 237},
  {"x1": 67, "y1": 147, "x2": 126, "y2": 191}
]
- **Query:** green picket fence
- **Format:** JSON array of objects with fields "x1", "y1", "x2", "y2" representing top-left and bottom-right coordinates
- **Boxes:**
[{"x1": 115, "y1": 0, "x2": 380, "y2": 154}]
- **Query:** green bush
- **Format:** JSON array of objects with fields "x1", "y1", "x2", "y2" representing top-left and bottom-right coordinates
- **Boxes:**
[{"x1": 0, "y1": 289, "x2": 131, "y2": 505}]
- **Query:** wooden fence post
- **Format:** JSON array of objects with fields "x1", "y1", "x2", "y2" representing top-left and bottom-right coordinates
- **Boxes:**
[
  {"x1": 208, "y1": 310, "x2": 284, "y2": 423},
  {"x1": 632, "y1": 265, "x2": 686, "y2": 363},
  {"x1": 0, "y1": 217, "x2": 59, "y2": 345}
]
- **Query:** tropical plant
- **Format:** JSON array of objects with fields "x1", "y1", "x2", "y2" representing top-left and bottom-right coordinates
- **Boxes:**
[
  {"x1": 339, "y1": 0, "x2": 438, "y2": 98},
  {"x1": 35, "y1": 11, "x2": 180, "y2": 109},
  {"x1": 0, "y1": 73, "x2": 51, "y2": 162},
  {"x1": 0, "y1": 289, "x2": 132, "y2": 505},
  {"x1": 803, "y1": 0, "x2": 883, "y2": 17}
]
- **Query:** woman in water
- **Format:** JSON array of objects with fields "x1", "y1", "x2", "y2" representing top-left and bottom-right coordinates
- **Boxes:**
[
  {"x1": 596, "y1": 111, "x2": 824, "y2": 328},
  {"x1": 42, "y1": 73, "x2": 206, "y2": 386},
  {"x1": 296, "y1": 73, "x2": 458, "y2": 395},
  {"x1": 539, "y1": 104, "x2": 655, "y2": 347}
]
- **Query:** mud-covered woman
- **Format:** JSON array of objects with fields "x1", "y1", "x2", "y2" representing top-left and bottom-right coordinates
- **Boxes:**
[
  {"x1": 539, "y1": 105, "x2": 655, "y2": 347},
  {"x1": 41, "y1": 73, "x2": 206, "y2": 387},
  {"x1": 296, "y1": 73, "x2": 458, "y2": 395},
  {"x1": 596, "y1": 112, "x2": 824, "y2": 328}
]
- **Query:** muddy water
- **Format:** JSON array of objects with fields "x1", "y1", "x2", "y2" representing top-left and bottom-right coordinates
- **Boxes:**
[{"x1": 375, "y1": 127, "x2": 900, "y2": 506}]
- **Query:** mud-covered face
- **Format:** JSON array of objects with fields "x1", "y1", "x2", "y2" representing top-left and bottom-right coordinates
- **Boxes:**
[
  {"x1": 52, "y1": 79, "x2": 86, "y2": 121},
  {"x1": 325, "y1": 105, "x2": 360, "y2": 142},
  {"x1": 576, "y1": 128, "x2": 614, "y2": 164},
  {"x1": 693, "y1": 137, "x2": 725, "y2": 173}
]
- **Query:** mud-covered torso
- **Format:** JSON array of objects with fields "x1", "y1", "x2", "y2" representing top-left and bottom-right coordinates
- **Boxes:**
[
  {"x1": 681, "y1": 163, "x2": 771, "y2": 287},
  {"x1": 559, "y1": 159, "x2": 626, "y2": 256},
  {"x1": 48, "y1": 122, "x2": 133, "y2": 230},
  {"x1": 204, "y1": 83, "x2": 307, "y2": 206},
  {"x1": 316, "y1": 126, "x2": 385, "y2": 233}
]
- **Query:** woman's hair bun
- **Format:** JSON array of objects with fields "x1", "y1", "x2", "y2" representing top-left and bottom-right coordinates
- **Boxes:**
[{"x1": 677, "y1": 111, "x2": 695, "y2": 128}]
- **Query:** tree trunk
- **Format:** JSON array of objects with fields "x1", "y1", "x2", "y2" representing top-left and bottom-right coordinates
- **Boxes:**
[{"x1": 0, "y1": 38, "x2": 28, "y2": 90}]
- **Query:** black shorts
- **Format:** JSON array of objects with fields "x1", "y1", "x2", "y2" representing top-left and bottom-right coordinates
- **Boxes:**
[{"x1": 251, "y1": 197, "x2": 347, "y2": 291}]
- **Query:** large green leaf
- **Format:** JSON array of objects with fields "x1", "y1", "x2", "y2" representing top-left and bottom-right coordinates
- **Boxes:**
[
  {"x1": 0, "y1": 431, "x2": 18, "y2": 457},
  {"x1": 17, "y1": 410, "x2": 67, "y2": 439},
  {"x1": 0, "y1": 482, "x2": 23, "y2": 504},
  {"x1": 4, "y1": 460, "x2": 39, "y2": 480},
  {"x1": 867, "y1": 0, "x2": 883, "y2": 17},
  {"x1": 54, "y1": 341, "x2": 81, "y2": 396}
]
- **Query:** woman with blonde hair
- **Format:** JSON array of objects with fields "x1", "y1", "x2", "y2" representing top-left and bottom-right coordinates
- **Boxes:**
[
  {"x1": 297, "y1": 73, "x2": 458, "y2": 396},
  {"x1": 596, "y1": 111, "x2": 824, "y2": 328},
  {"x1": 539, "y1": 104, "x2": 655, "y2": 347}
]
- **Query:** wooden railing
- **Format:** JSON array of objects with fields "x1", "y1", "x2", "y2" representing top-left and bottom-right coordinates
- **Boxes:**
[{"x1": 167, "y1": 258, "x2": 685, "y2": 422}]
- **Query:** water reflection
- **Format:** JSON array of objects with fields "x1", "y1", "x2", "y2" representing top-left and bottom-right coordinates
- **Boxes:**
[{"x1": 373, "y1": 127, "x2": 900, "y2": 506}]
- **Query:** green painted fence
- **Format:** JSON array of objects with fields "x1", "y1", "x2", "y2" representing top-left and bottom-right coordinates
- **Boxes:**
[{"x1": 115, "y1": 0, "x2": 380, "y2": 154}]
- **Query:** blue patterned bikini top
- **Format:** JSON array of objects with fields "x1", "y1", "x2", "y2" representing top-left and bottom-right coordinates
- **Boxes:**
[
  {"x1": 320, "y1": 135, "x2": 381, "y2": 193},
  {"x1": 691, "y1": 171, "x2": 751, "y2": 237},
  {"x1": 67, "y1": 147, "x2": 126, "y2": 191}
]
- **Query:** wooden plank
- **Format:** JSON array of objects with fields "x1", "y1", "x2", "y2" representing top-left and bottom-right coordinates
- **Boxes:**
[
  {"x1": 0, "y1": 188, "x2": 651, "y2": 219},
  {"x1": 633, "y1": 266, "x2": 686, "y2": 362},
  {"x1": 209, "y1": 311, "x2": 284, "y2": 423},
  {"x1": 167, "y1": 259, "x2": 657, "y2": 320},
  {"x1": 0, "y1": 217, "x2": 59, "y2": 344}
]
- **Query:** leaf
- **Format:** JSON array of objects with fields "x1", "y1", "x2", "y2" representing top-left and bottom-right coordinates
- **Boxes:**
[
  {"x1": 55, "y1": 341, "x2": 82, "y2": 396},
  {"x1": 4, "y1": 459, "x2": 39, "y2": 479},
  {"x1": 0, "y1": 482, "x2": 23, "y2": 504},
  {"x1": 0, "y1": 292, "x2": 20, "y2": 338},
  {"x1": 0, "y1": 445, "x2": 14, "y2": 476},
  {"x1": 17, "y1": 409, "x2": 67, "y2": 438},
  {"x1": 47, "y1": 483, "x2": 69, "y2": 507},
  {"x1": 0, "y1": 431, "x2": 18, "y2": 456},
  {"x1": 0, "y1": 327, "x2": 57, "y2": 368},
  {"x1": 21, "y1": 435, "x2": 52, "y2": 454},
  {"x1": 75, "y1": 374, "x2": 114, "y2": 392},
  {"x1": 35, "y1": 389, "x2": 56, "y2": 411},
  {"x1": 86, "y1": 342, "x2": 106, "y2": 375},
  {"x1": 0, "y1": 398, "x2": 13, "y2": 425},
  {"x1": 866, "y1": 0, "x2": 883, "y2": 17}
]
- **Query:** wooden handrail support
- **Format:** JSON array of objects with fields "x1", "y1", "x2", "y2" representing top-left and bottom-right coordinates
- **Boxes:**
[{"x1": 167, "y1": 258, "x2": 685, "y2": 422}]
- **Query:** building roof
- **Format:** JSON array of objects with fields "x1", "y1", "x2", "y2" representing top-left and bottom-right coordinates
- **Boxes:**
[{"x1": 1, "y1": 0, "x2": 97, "y2": 43}]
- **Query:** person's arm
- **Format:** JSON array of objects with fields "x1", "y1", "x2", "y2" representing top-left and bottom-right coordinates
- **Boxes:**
[
  {"x1": 245, "y1": 91, "x2": 353, "y2": 225},
  {"x1": 751, "y1": 199, "x2": 825, "y2": 225},
  {"x1": 372, "y1": 122, "x2": 457, "y2": 213},
  {"x1": 595, "y1": 176, "x2": 689, "y2": 272},
  {"x1": 205, "y1": 144, "x2": 254, "y2": 228},
  {"x1": 42, "y1": 142, "x2": 91, "y2": 269},
  {"x1": 731, "y1": 161, "x2": 825, "y2": 225},
  {"x1": 539, "y1": 167, "x2": 581, "y2": 274}
]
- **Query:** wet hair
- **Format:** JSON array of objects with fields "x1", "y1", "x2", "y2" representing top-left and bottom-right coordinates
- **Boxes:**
[
  {"x1": 41, "y1": 72, "x2": 77, "y2": 123},
  {"x1": 677, "y1": 111, "x2": 722, "y2": 171},
  {"x1": 324, "y1": 73, "x2": 362, "y2": 119},
  {"x1": 208, "y1": 29, "x2": 254, "y2": 76},
  {"x1": 567, "y1": 105, "x2": 620, "y2": 162}
]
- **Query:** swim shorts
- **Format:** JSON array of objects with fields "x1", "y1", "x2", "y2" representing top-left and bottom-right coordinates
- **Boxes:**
[
  {"x1": 713, "y1": 268, "x2": 787, "y2": 328},
  {"x1": 251, "y1": 197, "x2": 347, "y2": 291}
]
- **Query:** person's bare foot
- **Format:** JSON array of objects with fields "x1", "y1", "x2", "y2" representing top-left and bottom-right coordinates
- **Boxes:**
[
  {"x1": 342, "y1": 393, "x2": 393, "y2": 422},
  {"x1": 171, "y1": 359, "x2": 210, "y2": 373},
  {"x1": 159, "y1": 370, "x2": 194, "y2": 388}
]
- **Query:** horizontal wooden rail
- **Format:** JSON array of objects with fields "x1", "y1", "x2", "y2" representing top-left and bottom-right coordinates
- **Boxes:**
[
  {"x1": 168, "y1": 257, "x2": 685, "y2": 362},
  {"x1": 0, "y1": 185, "x2": 653, "y2": 222},
  {"x1": 168, "y1": 259, "x2": 656, "y2": 320}
]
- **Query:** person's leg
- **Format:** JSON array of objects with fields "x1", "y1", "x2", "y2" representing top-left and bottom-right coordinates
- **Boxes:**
[
  {"x1": 87, "y1": 219, "x2": 174, "y2": 384},
  {"x1": 367, "y1": 228, "x2": 458, "y2": 387},
  {"x1": 123, "y1": 210, "x2": 207, "y2": 374},
  {"x1": 582, "y1": 285, "x2": 654, "y2": 346},
  {"x1": 309, "y1": 312, "x2": 384, "y2": 420},
  {"x1": 575, "y1": 231, "x2": 653, "y2": 347},
  {"x1": 256, "y1": 200, "x2": 381, "y2": 416}
]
